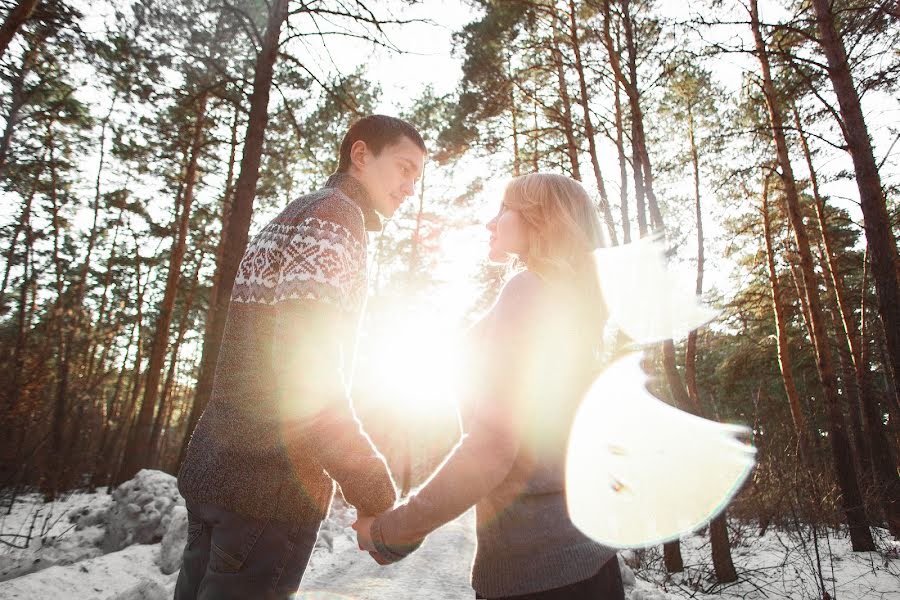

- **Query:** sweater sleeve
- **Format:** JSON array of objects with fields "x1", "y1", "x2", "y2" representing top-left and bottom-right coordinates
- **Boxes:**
[
  {"x1": 370, "y1": 273, "x2": 541, "y2": 561},
  {"x1": 272, "y1": 199, "x2": 397, "y2": 516}
]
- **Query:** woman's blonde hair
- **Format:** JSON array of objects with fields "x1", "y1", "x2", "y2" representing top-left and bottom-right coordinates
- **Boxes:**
[
  {"x1": 502, "y1": 173, "x2": 608, "y2": 342},
  {"x1": 502, "y1": 173, "x2": 607, "y2": 276}
]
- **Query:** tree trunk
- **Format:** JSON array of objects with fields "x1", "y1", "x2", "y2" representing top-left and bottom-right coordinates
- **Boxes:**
[
  {"x1": 684, "y1": 102, "x2": 704, "y2": 416},
  {"x1": 601, "y1": 0, "x2": 646, "y2": 236},
  {"x1": 611, "y1": 23, "x2": 630, "y2": 245},
  {"x1": 178, "y1": 0, "x2": 289, "y2": 468},
  {"x1": 149, "y1": 250, "x2": 202, "y2": 467},
  {"x1": 566, "y1": 0, "x2": 617, "y2": 244},
  {"x1": 760, "y1": 175, "x2": 810, "y2": 449},
  {"x1": 507, "y1": 52, "x2": 521, "y2": 177},
  {"x1": 682, "y1": 101, "x2": 736, "y2": 582},
  {"x1": 750, "y1": 0, "x2": 874, "y2": 550},
  {"x1": 549, "y1": 11, "x2": 581, "y2": 180},
  {"x1": 0, "y1": 0, "x2": 40, "y2": 61},
  {"x1": 122, "y1": 92, "x2": 209, "y2": 481},
  {"x1": 810, "y1": 0, "x2": 900, "y2": 424}
]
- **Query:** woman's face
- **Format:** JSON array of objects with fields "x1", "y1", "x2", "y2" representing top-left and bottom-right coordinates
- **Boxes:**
[{"x1": 486, "y1": 199, "x2": 529, "y2": 262}]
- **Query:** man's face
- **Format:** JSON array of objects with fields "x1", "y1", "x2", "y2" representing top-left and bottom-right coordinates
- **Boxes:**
[{"x1": 349, "y1": 136, "x2": 425, "y2": 218}]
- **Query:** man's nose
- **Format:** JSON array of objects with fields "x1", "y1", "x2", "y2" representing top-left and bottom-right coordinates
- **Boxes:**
[{"x1": 403, "y1": 179, "x2": 415, "y2": 197}]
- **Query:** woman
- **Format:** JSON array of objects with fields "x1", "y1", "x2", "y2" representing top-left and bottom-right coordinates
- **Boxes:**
[{"x1": 354, "y1": 173, "x2": 626, "y2": 600}]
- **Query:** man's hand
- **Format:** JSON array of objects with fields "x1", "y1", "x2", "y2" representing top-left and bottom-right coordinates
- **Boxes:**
[{"x1": 352, "y1": 515, "x2": 377, "y2": 552}]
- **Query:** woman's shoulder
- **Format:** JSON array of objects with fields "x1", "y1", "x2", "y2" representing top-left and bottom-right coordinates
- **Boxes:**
[{"x1": 493, "y1": 270, "x2": 548, "y2": 321}]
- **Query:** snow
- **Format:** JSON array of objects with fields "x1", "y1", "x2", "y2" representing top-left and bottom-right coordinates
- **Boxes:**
[
  {"x1": 101, "y1": 470, "x2": 184, "y2": 553},
  {"x1": 1, "y1": 471, "x2": 898, "y2": 599}
]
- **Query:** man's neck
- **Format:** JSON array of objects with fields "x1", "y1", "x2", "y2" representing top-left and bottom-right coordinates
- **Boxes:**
[{"x1": 324, "y1": 172, "x2": 381, "y2": 232}]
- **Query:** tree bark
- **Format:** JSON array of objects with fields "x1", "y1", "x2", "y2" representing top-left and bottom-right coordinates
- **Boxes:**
[
  {"x1": 610, "y1": 17, "x2": 630, "y2": 245},
  {"x1": 760, "y1": 175, "x2": 810, "y2": 449},
  {"x1": 178, "y1": 0, "x2": 290, "y2": 467},
  {"x1": 0, "y1": 0, "x2": 40, "y2": 61},
  {"x1": 566, "y1": 0, "x2": 617, "y2": 244},
  {"x1": 549, "y1": 10, "x2": 581, "y2": 180},
  {"x1": 750, "y1": 0, "x2": 874, "y2": 550}
]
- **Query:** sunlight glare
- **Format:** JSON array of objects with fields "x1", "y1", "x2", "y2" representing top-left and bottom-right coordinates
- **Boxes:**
[
  {"x1": 593, "y1": 235, "x2": 719, "y2": 344},
  {"x1": 362, "y1": 308, "x2": 464, "y2": 418}
]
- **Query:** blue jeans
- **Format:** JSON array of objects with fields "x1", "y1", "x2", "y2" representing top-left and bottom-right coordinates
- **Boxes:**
[{"x1": 174, "y1": 502, "x2": 321, "y2": 600}]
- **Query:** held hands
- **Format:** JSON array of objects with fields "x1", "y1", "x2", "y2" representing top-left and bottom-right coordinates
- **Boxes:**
[{"x1": 351, "y1": 514, "x2": 390, "y2": 565}]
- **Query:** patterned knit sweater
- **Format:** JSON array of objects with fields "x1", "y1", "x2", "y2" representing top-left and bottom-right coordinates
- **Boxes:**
[
  {"x1": 178, "y1": 173, "x2": 398, "y2": 524},
  {"x1": 370, "y1": 271, "x2": 617, "y2": 597}
]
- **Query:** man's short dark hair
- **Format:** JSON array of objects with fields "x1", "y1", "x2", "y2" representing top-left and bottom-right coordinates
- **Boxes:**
[{"x1": 337, "y1": 115, "x2": 426, "y2": 173}]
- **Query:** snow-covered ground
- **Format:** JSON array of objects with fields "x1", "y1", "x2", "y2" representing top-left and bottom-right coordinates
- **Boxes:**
[{"x1": 1, "y1": 471, "x2": 897, "y2": 600}]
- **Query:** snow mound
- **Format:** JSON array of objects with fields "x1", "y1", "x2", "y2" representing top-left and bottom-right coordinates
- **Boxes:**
[
  {"x1": 102, "y1": 470, "x2": 184, "y2": 553},
  {"x1": 0, "y1": 542, "x2": 175, "y2": 600}
]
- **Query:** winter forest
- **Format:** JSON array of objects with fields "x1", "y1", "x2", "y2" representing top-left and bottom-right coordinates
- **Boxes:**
[{"x1": 0, "y1": 0, "x2": 898, "y2": 598}]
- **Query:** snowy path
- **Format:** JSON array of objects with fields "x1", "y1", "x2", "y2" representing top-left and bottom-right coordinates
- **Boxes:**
[{"x1": 300, "y1": 509, "x2": 477, "y2": 599}]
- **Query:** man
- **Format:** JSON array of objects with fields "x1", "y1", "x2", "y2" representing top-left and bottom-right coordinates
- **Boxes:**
[{"x1": 175, "y1": 115, "x2": 426, "y2": 599}]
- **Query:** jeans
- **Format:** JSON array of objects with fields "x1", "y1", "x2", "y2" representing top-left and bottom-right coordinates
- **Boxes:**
[
  {"x1": 174, "y1": 501, "x2": 321, "y2": 600},
  {"x1": 475, "y1": 555, "x2": 625, "y2": 600}
]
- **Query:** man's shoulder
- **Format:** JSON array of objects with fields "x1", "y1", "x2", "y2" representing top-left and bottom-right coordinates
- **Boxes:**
[{"x1": 274, "y1": 186, "x2": 365, "y2": 239}]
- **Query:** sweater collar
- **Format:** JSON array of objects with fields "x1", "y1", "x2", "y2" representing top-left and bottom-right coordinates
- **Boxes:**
[{"x1": 324, "y1": 172, "x2": 382, "y2": 232}]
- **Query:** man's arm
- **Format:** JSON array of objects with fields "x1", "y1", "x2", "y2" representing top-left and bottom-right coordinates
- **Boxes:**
[{"x1": 272, "y1": 199, "x2": 397, "y2": 516}]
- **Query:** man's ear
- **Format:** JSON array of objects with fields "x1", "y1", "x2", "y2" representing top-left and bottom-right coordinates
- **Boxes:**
[{"x1": 349, "y1": 140, "x2": 369, "y2": 170}]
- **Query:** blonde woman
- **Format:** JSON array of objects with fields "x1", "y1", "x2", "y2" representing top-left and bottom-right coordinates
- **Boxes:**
[{"x1": 355, "y1": 173, "x2": 625, "y2": 599}]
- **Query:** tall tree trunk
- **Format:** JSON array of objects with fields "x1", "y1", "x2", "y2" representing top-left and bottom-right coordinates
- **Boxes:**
[
  {"x1": 566, "y1": 0, "x2": 617, "y2": 244},
  {"x1": 684, "y1": 102, "x2": 704, "y2": 416},
  {"x1": 601, "y1": 0, "x2": 646, "y2": 236},
  {"x1": 178, "y1": 0, "x2": 289, "y2": 468},
  {"x1": 750, "y1": 0, "x2": 874, "y2": 550},
  {"x1": 681, "y1": 102, "x2": 736, "y2": 582},
  {"x1": 0, "y1": 0, "x2": 40, "y2": 61},
  {"x1": 0, "y1": 33, "x2": 43, "y2": 178},
  {"x1": 611, "y1": 25, "x2": 630, "y2": 245},
  {"x1": 507, "y1": 53, "x2": 521, "y2": 177},
  {"x1": 4, "y1": 202, "x2": 33, "y2": 413},
  {"x1": 45, "y1": 123, "x2": 70, "y2": 500},
  {"x1": 760, "y1": 175, "x2": 810, "y2": 447},
  {"x1": 122, "y1": 92, "x2": 209, "y2": 481},
  {"x1": 549, "y1": 11, "x2": 581, "y2": 180},
  {"x1": 810, "y1": 0, "x2": 900, "y2": 423},
  {"x1": 149, "y1": 243, "x2": 204, "y2": 466}
]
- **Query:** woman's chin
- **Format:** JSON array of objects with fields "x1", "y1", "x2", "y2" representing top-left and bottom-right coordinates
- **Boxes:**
[{"x1": 487, "y1": 248, "x2": 509, "y2": 263}]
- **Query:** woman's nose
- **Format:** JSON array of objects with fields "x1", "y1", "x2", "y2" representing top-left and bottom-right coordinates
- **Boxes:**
[{"x1": 486, "y1": 217, "x2": 496, "y2": 231}]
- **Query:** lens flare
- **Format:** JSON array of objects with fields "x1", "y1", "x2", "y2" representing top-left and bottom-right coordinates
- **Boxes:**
[
  {"x1": 592, "y1": 235, "x2": 719, "y2": 343},
  {"x1": 565, "y1": 352, "x2": 756, "y2": 548}
]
